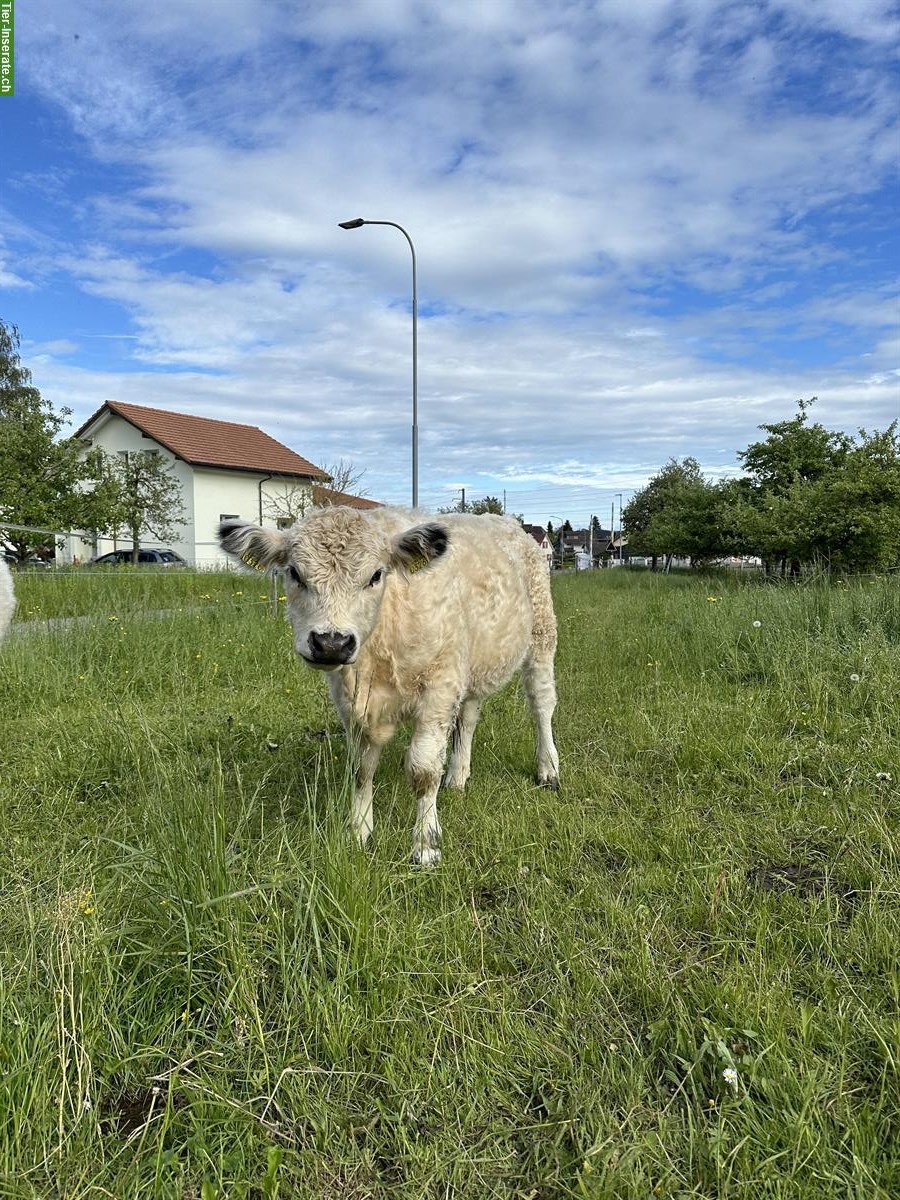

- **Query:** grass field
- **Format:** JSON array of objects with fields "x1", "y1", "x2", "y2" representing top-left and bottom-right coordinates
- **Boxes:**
[{"x1": 0, "y1": 568, "x2": 897, "y2": 1198}]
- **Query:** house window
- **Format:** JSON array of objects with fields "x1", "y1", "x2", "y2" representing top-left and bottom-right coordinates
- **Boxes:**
[
  {"x1": 276, "y1": 518, "x2": 292, "y2": 530},
  {"x1": 220, "y1": 514, "x2": 239, "y2": 522}
]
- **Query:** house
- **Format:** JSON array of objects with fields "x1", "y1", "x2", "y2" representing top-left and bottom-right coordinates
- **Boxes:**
[
  {"x1": 558, "y1": 527, "x2": 629, "y2": 567},
  {"x1": 522, "y1": 524, "x2": 554, "y2": 568},
  {"x1": 68, "y1": 401, "x2": 333, "y2": 567}
]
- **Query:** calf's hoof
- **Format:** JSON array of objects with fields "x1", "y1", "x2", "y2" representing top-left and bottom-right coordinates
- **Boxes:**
[
  {"x1": 411, "y1": 845, "x2": 442, "y2": 868},
  {"x1": 537, "y1": 773, "x2": 560, "y2": 792},
  {"x1": 442, "y1": 771, "x2": 469, "y2": 791}
]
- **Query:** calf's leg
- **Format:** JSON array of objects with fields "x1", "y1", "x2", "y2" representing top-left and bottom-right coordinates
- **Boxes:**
[
  {"x1": 521, "y1": 652, "x2": 560, "y2": 790},
  {"x1": 407, "y1": 715, "x2": 455, "y2": 866},
  {"x1": 443, "y1": 698, "x2": 482, "y2": 791},
  {"x1": 348, "y1": 724, "x2": 394, "y2": 847}
]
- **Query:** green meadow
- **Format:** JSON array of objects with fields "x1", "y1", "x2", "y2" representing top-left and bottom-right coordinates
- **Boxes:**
[{"x1": 0, "y1": 568, "x2": 897, "y2": 1198}]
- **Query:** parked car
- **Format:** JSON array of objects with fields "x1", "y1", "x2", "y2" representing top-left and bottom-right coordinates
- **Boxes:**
[
  {"x1": 2, "y1": 551, "x2": 55, "y2": 570},
  {"x1": 87, "y1": 548, "x2": 188, "y2": 567}
]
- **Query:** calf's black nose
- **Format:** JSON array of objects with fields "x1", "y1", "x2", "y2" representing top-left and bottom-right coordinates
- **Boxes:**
[{"x1": 308, "y1": 630, "x2": 357, "y2": 664}]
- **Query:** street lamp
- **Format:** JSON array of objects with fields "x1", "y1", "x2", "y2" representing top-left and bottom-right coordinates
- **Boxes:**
[
  {"x1": 338, "y1": 217, "x2": 419, "y2": 508},
  {"x1": 616, "y1": 493, "x2": 623, "y2": 562}
]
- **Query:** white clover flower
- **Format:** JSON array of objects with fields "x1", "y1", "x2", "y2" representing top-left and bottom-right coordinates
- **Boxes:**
[
  {"x1": 875, "y1": 772, "x2": 892, "y2": 783},
  {"x1": 723, "y1": 1067, "x2": 738, "y2": 1090},
  {"x1": 850, "y1": 673, "x2": 860, "y2": 682},
  {"x1": 752, "y1": 620, "x2": 762, "y2": 628}
]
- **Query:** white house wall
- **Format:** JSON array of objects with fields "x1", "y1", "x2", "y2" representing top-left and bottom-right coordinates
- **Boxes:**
[
  {"x1": 193, "y1": 471, "x2": 312, "y2": 567},
  {"x1": 67, "y1": 415, "x2": 195, "y2": 565}
]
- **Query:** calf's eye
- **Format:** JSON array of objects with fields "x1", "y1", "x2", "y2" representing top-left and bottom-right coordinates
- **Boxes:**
[
  {"x1": 368, "y1": 569, "x2": 384, "y2": 587},
  {"x1": 287, "y1": 565, "x2": 306, "y2": 589}
]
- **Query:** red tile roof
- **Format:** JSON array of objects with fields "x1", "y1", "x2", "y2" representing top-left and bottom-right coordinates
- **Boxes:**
[
  {"x1": 76, "y1": 401, "x2": 328, "y2": 479},
  {"x1": 312, "y1": 485, "x2": 382, "y2": 510},
  {"x1": 523, "y1": 524, "x2": 551, "y2": 544}
]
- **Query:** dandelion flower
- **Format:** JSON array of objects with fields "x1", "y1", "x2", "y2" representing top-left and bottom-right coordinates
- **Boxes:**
[
  {"x1": 706, "y1": 596, "x2": 720, "y2": 603},
  {"x1": 723, "y1": 1067, "x2": 738, "y2": 1090}
]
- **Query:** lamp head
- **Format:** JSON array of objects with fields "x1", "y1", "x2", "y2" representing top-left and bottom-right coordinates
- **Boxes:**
[{"x1": 338, "y1": 218, "x2": 366, "y2": 229}]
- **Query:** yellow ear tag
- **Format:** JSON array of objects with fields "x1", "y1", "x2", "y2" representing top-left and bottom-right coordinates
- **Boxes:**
[
  {"x1": 241, "y1": 551, "x2": 267, "y2": 573},
  {"x1": 406, "y1": 554, "x2": 429, "y2": 574}
]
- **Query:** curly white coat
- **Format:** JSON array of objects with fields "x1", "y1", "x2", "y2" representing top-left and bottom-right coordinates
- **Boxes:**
[
  {"x1": 0, "y1": 560, "x2": 15, "y2": 643},
  {"x1": 219, "y1": 507, "x2": 560, "y2": 864}
]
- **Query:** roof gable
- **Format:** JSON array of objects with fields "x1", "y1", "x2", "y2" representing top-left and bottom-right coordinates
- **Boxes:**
[
  {"x1": 76, "y1": 401, "x2": 328, "y2": 480},
  {"x1": 312, "y1": 485, "x2": 382, "y2": 510}
]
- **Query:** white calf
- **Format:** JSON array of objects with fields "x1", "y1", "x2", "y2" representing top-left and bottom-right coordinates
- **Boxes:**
[
  {"x1": 219, "y1": 507, "x2": 560, "y2": 864},
  {"x1": 0, "y1": 560, "x2": 15, "y2": 643}
]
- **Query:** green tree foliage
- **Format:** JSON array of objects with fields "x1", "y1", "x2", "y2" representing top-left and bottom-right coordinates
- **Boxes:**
[
  {"x1": 628, "y1": 400, "x2": 900, "y2": 574},
  {"x1": 470, "y1": 495, "x2": 504, "y2": 515},
  {"x1": 810, "y1": 425, "x2": 900, "y2": 572},
  {"x1": 731, "y1": 399, "x2": 899, "y2": 573},
  {"x1": 739, "y1": 397, "x2": 851, "y2": 486},
  {"x1": 0, "y1": 321, "x2": 94, "y2": 562},
  {"x1": 623, "y1": 458, "x2": 722, "y2": 567},
  {"x1": 94, "y1": 449, "x2": 186, "y2": 563},
  {"x1": 439, "y1": 495, "x2": 523, "y2": 522}
]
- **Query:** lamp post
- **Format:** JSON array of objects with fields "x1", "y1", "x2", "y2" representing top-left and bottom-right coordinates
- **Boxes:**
[
  {"x1": 339, "y1": 217, "x2": 419, "y2": 508},
  {"x1": 616, "y1": 493, "x2": 623, "y2": 563}
]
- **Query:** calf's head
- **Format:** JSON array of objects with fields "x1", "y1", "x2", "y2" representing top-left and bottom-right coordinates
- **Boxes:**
[{"x1": 218, "y1": 509, "x2": 448, "y2": 670}]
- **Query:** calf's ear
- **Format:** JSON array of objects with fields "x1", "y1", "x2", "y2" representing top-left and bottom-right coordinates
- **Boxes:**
[
  {"x1": 217, "y1": 520, "x2": 291, "y2": 574},
  {"x1": 390, "y1": 522, "x2": 449, "y2": 577}
]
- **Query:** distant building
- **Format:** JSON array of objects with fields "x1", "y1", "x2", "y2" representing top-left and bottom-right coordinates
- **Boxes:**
[
  {"x1": 69, "y1": 401, "x2": 336, "y2": 566},
  {"x1": 559, "y1": 526, "x2": 629, "y2": 566},
  {"x1": 522, "y1": 524, "x2": 554, "y2": 568}
]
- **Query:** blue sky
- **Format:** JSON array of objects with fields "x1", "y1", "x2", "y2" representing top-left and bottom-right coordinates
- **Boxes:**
[{"x1": 2, "y1": 0, "x2": 898, "y2": 526}]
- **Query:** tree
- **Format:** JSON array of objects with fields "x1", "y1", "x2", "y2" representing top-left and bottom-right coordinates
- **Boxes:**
[
  {"x1": 623, "y1": 458, "x2": 721, "y2": 568},
  {"x1": 324, "y1": 459, "x2": 369, "y2": 498},
  {"x1": 739, "y1": 397, "x2": 850, "y2": 491},
  {"x1": 0, "y1": 321, "x2": 93, "y2": 562},
  {"x1": 95, "y1": 450, "x2": 186, "y2": 563},
  {"x1": 439, "y1": 494, "x2": 511, "y2": 517},
  {"x1": 808, "y1": 424, "x2": 900, "y2": 572},
  {"x1": 264, "y1": 459, "x2": 369, "y2": 526},
  {"x1": 264, "y1": 483, "x2": 314, "y2": 526},
  {"x1": 735, "y1": 397, "x2": 852, "y2": 574},
  {"x1": 470, "y1": 495, "x2": 504, "y2": 515}
]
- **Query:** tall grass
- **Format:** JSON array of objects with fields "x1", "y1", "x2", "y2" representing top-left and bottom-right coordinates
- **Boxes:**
[{"x1": 0, "y1": 570, "x2": 896, "y2": 1198}]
